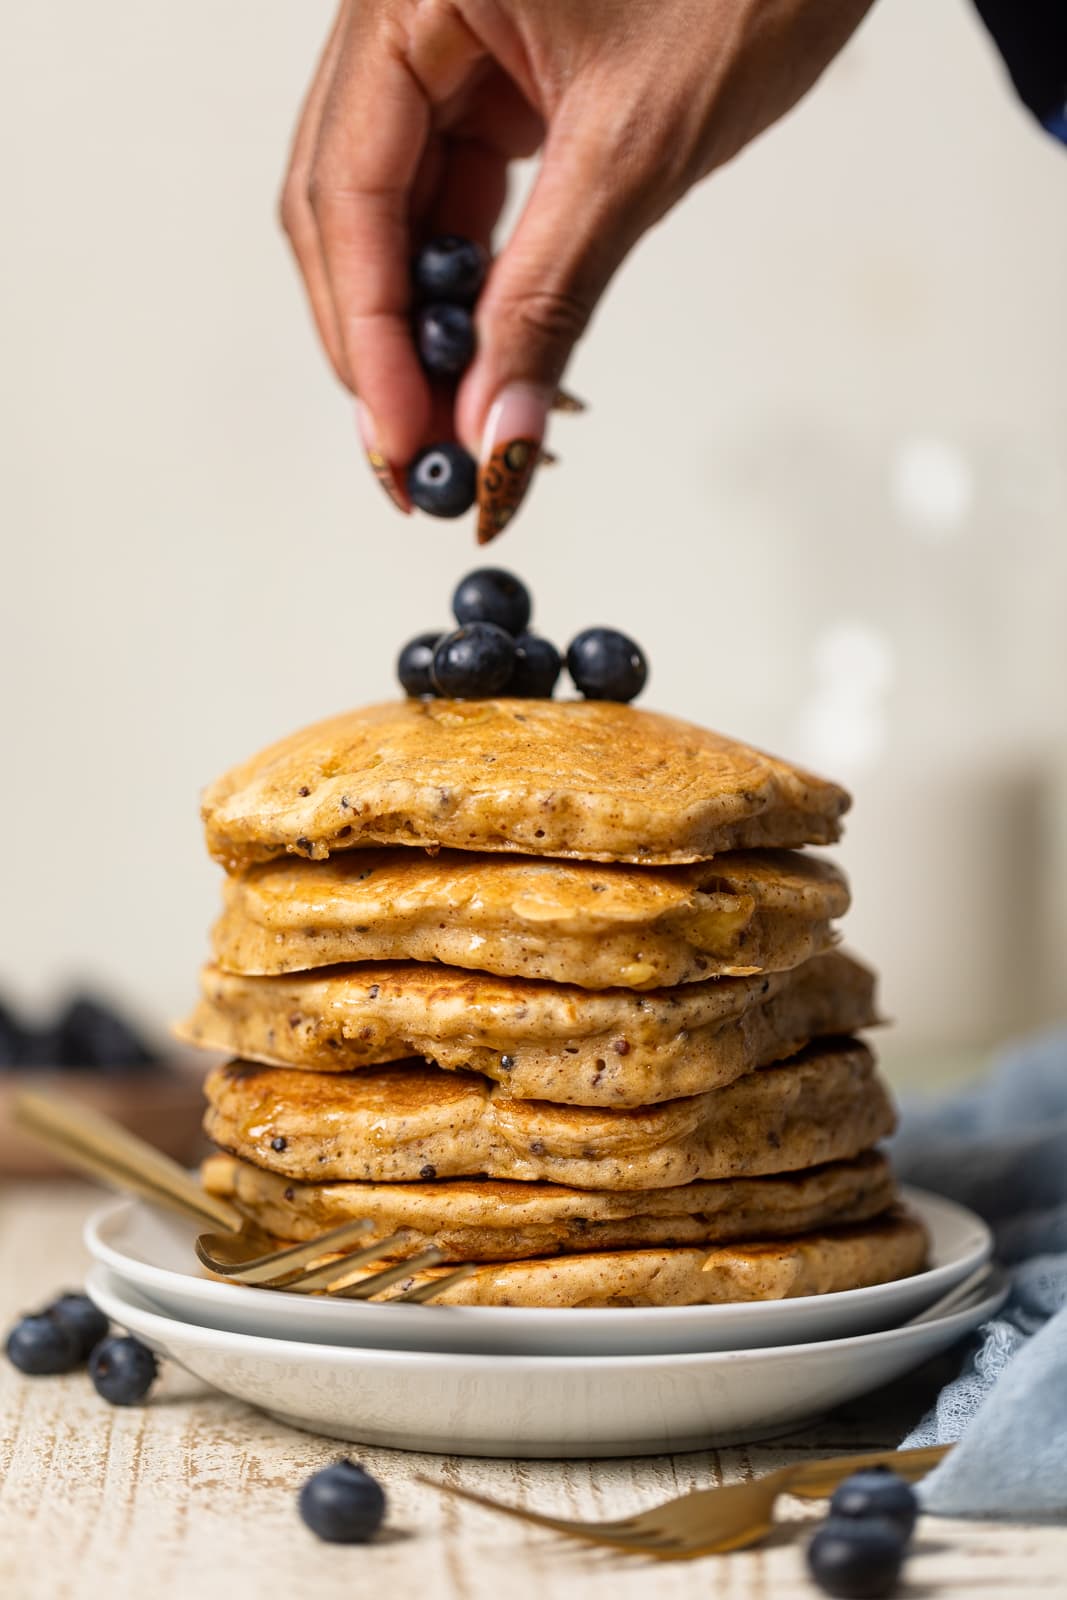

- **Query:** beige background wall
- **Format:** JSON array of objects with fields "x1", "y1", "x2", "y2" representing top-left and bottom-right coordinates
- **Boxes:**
[{"x1": 1, "y1": 1, "x2": 1064, "y2": 1060}]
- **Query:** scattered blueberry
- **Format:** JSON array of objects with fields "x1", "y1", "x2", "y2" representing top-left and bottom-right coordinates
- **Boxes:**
[
  {"x1": 0, "y1": 998, "x2": 28, "y2": 1069},
  {"x1": 5, "y1": 1312, "x2": 82, "y2": 1376},
  {"x1": 432, "y1": 623, "x2": 515, "y2": 698},
  {"x1": 416, "y1": 303, "x2": 475, "y2": 378},
  {"x1": 566, "y1": 627, "x2": 648, "y2": 703},
  {"x1": 806, "y1": 1517, "x2": 907, "y2": 1599},
  {"x1": 451, "y1": 568, "x2": 532, "y2": 635},
  {"x1": 88, "y1": 1335, "x2": 158, "y2": 1405},
  {"x1": 30, "y1": 994, "x2": 157, "y2": 1072},
  {"x1": 407, "y1": 444, "x2": 477, "y2": 518},
  {"x1": 48, "y1": 1293, "x2": 110, "y2": 1362},
  {"x1": 298, "y1": 1459, "x2": 386, "y2": 1544},
  {"x1": 412, "y1": 235, "x2": 488, "y2": 305},
  {"x1": 397, "y1": 632, "x2": 443, "y2": 698},
  {"x1": 510, "y1": 633, "x2": 561, "y2": 698},
  {"x1": 830, "y1": 1469, "x2": 919, "y2": 1541}
]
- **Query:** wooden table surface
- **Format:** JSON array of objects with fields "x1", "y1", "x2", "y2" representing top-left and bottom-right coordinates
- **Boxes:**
[{"x1": 1, "y1": 1180, "x2": 1062, "y2": 1600}]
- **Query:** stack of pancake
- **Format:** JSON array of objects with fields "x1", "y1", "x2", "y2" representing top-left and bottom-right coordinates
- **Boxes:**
[{"x1": 181, "y1": 698, "x2": 926, "y2": 1308}]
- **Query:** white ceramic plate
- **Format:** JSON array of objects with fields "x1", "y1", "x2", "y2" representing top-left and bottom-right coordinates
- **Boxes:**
[
  {"x1": 86, "y1": 1187, "x2": 991, "y2": 1357},
  {"x1": 87, "y1": 1263, "x2": 1007, "y2": 1458}
]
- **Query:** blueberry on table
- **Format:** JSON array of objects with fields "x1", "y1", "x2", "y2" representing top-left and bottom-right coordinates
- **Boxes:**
[
  {"x1": 412, "y1": 234, "x2": 488, "y2": 304},
  {"x1": 432, "y1": 623, "x2": 515, "y2": 698},
  {"x1": 35, "y1": 994, "x2": 157, "y2": 1072},
  {"x1": 298, "y1": 1459, "x2": 386, "y2": 1544},
  {"x1": 88, "y1": 1335, "x2": 158, "y2": 1405},
  {"x1": 47, "y1": 1292, "x2": 110, "y2": 1362},
  {"x1": 451, "y1": 568, "x2": 532, "y2": 634},
  {"x1": 566, "y1": 627, "x2": 648, "y2": 703},
  {"x1": 830, "y1": 1468, "x2": 919, "y2": 1541},
  {"x1": 806, "y1": 1517, "x2": 907, "y2": 1599},
  {"x1": 510, "y1": 633, "x2": 561, "y2": 698},
  {"x1": 5, "y1": 1313, "x2": 82, "y2": 1376},
  {"x1": 416, "y1": 302, "x2": 475, "y2": 378},
  {"x1": 407, "y1": 444, "x2": 477, "y2": 518},
  {"x1": 397, "y1": 632, "x2": 443, "y2": 698}
]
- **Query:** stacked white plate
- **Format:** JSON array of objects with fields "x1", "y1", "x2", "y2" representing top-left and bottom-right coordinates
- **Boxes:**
[{"x1": 86, "y1": 1188, "x2": 1003, "y2": 1458}]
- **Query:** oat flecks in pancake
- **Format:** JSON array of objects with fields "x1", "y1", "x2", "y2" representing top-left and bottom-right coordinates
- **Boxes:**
[
  {"x1": 202, "y1": 1039, "x2": 895, "y2": 1190},
  {"x1": 201, "y1": 1149, "x2": 898, "y2": 1262},
  {"x1": 213, "y1": 847, "x2": 850, "y2": 989},
  {"x1": 276, "y1": 1212, "x2": 929, "y2": 1307},
  {"x1": 179, "y1": 949, "x2": 878, "y2": 1107},
  {"x1": 201, "y1": 699, "x2": 850, "y2": 870}
]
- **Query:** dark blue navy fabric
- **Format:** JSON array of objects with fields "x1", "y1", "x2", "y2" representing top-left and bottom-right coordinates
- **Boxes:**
[{"x1": 973, "y1": 1, "x2": 1067, "y2": 141}]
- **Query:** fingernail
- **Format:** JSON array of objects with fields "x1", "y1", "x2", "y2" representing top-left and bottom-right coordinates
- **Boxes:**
[
  {"x1": 357, "y1": 402, "x2": 410, "y2": 513},
  {"x1": 552, "y1": 387, "x2": 587, "y2": 414},
  {"x1": 476, "y1": 383, "x2": 551, "y2": 545}
]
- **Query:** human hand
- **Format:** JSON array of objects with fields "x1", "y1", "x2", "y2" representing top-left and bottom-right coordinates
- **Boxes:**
[{"x1": 281, "y1": 0, "x2": 875, "y2": 539}]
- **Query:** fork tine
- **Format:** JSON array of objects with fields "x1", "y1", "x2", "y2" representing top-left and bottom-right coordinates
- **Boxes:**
[
  {"x1": 414, "y1": 1478, "x2": 649, "y2": 1539},
  {"x1": 327, "y1": 1247, "x2": 445, "y2": 1299},
  {"x1": 390, "y1": 1262, "x2": 483, "y2": 1303},
  {"x1": 269, "y1": 1232, "x2": 411, "y2": 1293},
  {"x1": 195, "y1": 1217, "x2": 376, "y2": 1284}
]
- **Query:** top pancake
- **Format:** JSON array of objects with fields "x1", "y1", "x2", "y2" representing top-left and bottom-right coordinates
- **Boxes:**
[{"x1": 202, "y1": 699, "x2": 850, "y2": 869}]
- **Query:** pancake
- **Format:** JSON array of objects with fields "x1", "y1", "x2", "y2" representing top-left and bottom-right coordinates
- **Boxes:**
[
  {"x1": 213, "y1": 847, "x2": 849, "y2": 989},
  {"x1": 202, "y1": 698, "x2": 849, "y2": 869},
  {"x1": 283, "y1": 1213, "x2": 929, "y2": 1307},
  {"x1": 201, "y1": 1149, "x2": 898, "y2": 1261},
  {"x1": 202, "y1": 1039, "x2": 895, "y2": 1190},
  {"x1": 181, "y1": 949, "x2": 877, "y2": 1107}
]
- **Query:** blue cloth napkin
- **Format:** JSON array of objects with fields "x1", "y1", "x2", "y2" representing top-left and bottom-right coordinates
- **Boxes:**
[{"x1": 890, "y1": 1027, "x2": 1067, "y2": 1517}]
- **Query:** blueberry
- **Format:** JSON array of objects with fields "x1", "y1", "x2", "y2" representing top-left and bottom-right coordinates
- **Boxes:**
[
  {"x1": 806, "y1": 1517, "x2": 907, "y2": 1599},
  {"x1": 432, "y1": 623, "x2": 515, "y2": 698},
  {"x1": 88, "y1": 1335, "x2": 158, "y2": 1405},
  {"x1": 48, "y1": 1292, "x2": 110, "y2": 1361},
  {"x1": 510, "y1": 633, "x2": 561, "y2": 698},
  {"x1": 32, "y1": 994, "x2": 157, "y2": 1072},
  {"x1": 451, "y1": 568, "x2": 532, "y2": 635},
  {"x1": 416, "y1": 303, "x2": 475, "y2": 378},
  {"x1": 412, "y1": 235, "x2": 488, "y2": 305},
  {"x1": 830, "y1": 1469, "x2": 919, "y2": 1541},
  {"x1": 0, "y1": 997, "x2": 29, "y2": 1068},
  {"x1": 566, "y1": 628, "x2": 648, "y2": 703},
  {"x1": 5, "y1": 1313, "x2": 82, "y2": 1376},
  {"x1": 298, "y1": 1459, "x2": 386, "y2": 1544},
  {"x1": 397, "y1": 632, "x2": 443, "y2": 698},
  {"x1": 407, "y1": 444, "x2": 476, "y2": 518}
]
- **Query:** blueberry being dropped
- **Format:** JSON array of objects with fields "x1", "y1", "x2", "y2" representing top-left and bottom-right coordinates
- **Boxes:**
[
  {"x1": 806, "y1": 1517, "x2": 907, "y2": 1600},
  {"x1": 397, "y1": 632, "x2": 442, "y2": 698},
  {"x1": 566, "y1": 627, "x2": 648, "y2": 703},
  {"x1": 298, "y1": 1459, "x2": 386, "y2": 1544},
  {"x1": 89, "y1": 1334, "x2": 158, "y2": 1405},
  {"x1": 412, "y1": 234, "x2": 488, "y2": 305},
  {"x1": 830, "y1": 1469, "x2": 919, "y2": 1541},
  {"x1": 48, "y1": 1292, "x2": 110, "y2": 1362},
  {"x1": 5, "y1": 1312, "x2": 82, "y2": 1376},
  {"x1": 407, "y1": 443, "x2": 477, "y2": 518},
  {"x1": 416, "y1": 303, "x2": 475, "y2": 378},
  {"x1": 432, "y1": 623, "x2": 515, "y2": 698},
  {"x1": 452, "y1": 568, "x2": 532, "y2": 634},
  {"x1": 510, "y1": 633, "x2": 561, "y2": 698}
]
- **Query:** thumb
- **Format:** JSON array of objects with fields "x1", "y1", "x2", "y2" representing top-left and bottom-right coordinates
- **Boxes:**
[{"x1": 456, "y1": 113, "x2": 653, "y2": 543}]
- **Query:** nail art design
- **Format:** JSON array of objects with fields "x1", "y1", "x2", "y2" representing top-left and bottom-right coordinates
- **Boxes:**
[
  {"x1": 357, "y1": 402, "x2": 409, "y2": 513},
  {"x1": 477, "y1": 438, "x2": 539, "y2": 544}
]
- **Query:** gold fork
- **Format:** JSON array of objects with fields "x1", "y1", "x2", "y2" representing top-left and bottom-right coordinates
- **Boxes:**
[{"x1": 418, "y1": 1443, "x2": 951, "y2": 1560}]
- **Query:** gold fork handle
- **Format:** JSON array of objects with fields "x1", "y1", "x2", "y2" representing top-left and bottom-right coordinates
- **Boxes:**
[
  {"x1": 13, "y1": 1088, "x2": 241, "y2": 1231},
  {"x1": 788, "y1": 1443, "x2": 951, "y2": 1498}
]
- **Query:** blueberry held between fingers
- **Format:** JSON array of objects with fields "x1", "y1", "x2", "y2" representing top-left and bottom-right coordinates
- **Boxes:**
[
  {"x1": 432, "y1": 623, "x2": 515, "y2": 698},
  {"x1": 807, "y1": 1517, "x2": 907, "y2": 1599},
  {"x1": 48, "y1": 1292, "x2": 110, "y2": 1362},
  {"x1": 407, "y1": 444, "x2": 477, "y2": 518},
  {"x1": 452, "y1": 568, "x2": 532, "y2": 634},
  {"x1": 412, "y1": 234, "x2": 488, "y2": 304},
  {"x1": 416, "y1": 303, "x2": 475, "y2": 378},
  {"x1": 298, "y1": 1459, "x2": 386, "y2": 1544},
  {"x1": 510, "y1": 633, "x2": 561, "y2": 698},
  {"x1": 89, "y1": 1335, "x2": 158, "y2": 1405},
  {"x1": 5, "y1": 1313, "x2": 82, "y2": 1375},
  {"x1": 397, "y1": 632, "x2": 442, "y2": 698},
  {"x1": 566, "y1": 627, "x2": 648, "y2": 703},
  {"x1": 830, "y1": 1469, "x2": 919, "y2": 1541}
]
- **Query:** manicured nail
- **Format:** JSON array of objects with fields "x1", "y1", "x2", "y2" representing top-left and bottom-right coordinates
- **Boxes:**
[
  {"x1": 357, "y1": 402, "x2": 410, "y2": 513},
  {"x1": 476, "y1": 383, "x2": 551, "y2": 544},
  {"x1": 552, "y1": 387, "x2": 587, "y2": 414}
]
